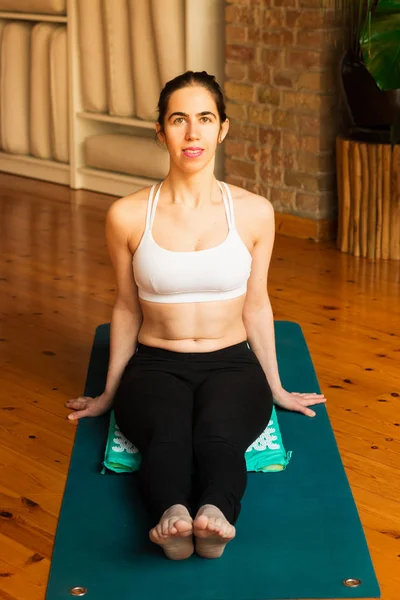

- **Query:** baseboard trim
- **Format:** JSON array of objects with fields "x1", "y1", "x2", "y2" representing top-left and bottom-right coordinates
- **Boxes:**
[{"x1": 275, "y1": 212, "x2": 337, "y2": 242}]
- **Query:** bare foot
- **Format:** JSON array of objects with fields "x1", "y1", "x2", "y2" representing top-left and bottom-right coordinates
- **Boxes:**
[
  {"x1": 149, "y1": 504, "x2": 194, "y2": 560},
  {"x1": 193, "y1": 504, "x2": 236, "y2": 559}
]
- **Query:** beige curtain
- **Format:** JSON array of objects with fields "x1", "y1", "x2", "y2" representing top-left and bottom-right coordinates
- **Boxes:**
[
  {"x1": 128, "y1": 0, "x2": 160, "y2": 121},
  {"x1": 0, "y1": 22, "x2": 31, "y2": 155},
  {"x1": 0, "y1": 19, "x2": 7, "y2": 150},
  {"x1": 185, "y1": 0, "x2": 224, "y2": 82},
  {"x1": 30, "y1": 22, "x2": 58, "y2": 159},
  {"x1": 150, "y1": 0, "x2": 185, "y2": 88},
  {"x1": 103, "y1": 0, "x2": 135, "y2": 117},
  {"x1": 77, "y1": 0, "x2": 108, "y2": 113},
  {"x1": 50, "y1": 26, "x2": 69, "y2": 162}
]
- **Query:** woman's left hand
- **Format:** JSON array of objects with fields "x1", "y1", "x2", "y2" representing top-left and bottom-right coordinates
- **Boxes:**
[{"x1": 272, "y1": 388, "x2": 327, "y2": 417}]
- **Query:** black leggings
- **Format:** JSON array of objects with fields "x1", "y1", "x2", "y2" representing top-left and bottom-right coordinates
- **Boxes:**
[{"x1": 113, "y1": 340, "x2": 273, "y2": 525}]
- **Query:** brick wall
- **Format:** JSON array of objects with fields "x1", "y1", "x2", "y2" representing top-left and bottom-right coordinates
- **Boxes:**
[{"x1": 224, "y1": 0, "x2": 340, "y2": 222}]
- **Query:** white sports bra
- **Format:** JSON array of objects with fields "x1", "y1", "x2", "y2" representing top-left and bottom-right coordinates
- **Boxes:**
[{"x1": 132, "y1": 180, "x2": 252, "y2": 303}]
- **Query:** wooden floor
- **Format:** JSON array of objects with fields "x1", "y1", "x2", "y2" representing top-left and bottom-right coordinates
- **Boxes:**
[{"x1": 0, "y1": 172, "x2": 399, "y2": 600}]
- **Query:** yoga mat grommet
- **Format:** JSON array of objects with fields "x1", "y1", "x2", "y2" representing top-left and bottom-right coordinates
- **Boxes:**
[
  {"x1": 343, "y1": 578, "x2": 362, "y2": 588},
  {"x1": 68, "y1": 587, "x2": 88, "y2": 596}
]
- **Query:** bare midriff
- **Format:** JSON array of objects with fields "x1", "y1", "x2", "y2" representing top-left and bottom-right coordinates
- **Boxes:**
[{"x1": 137, "y1": 294, "x2": 248, "y2": 352}]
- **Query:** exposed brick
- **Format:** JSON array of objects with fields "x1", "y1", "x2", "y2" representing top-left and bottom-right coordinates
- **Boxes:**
[
  {"x1": 258, "y1": 86, "x2": 280, "y2": 106},
  {"x1": 248, "y1": 64, "x2": 271, "y2": 85},
  {"x1": 247, "y1": 25, "x2": 262, "y2": 42},
  {"x1": 226, "y1": 4, "x2": 260, "y2": 26},
  {"x1": 286, "y1": 9, "x2": 324, "y2": 28},
  {"x1": 225, "y1": 62, "x2": 248, "y2": 82},
  {"x1": 262, "y1": 48, "x2": 284, "y2": 68},
  {"x1": 226, "y1": 24, "x2": 247, "y2": 44},
  {"x1": 297, "y1": 72, "x2": 322, "y2": 91},
  {"x1": 248, "y1": 105, "x2": 272, "y2": 125},
  {"x1": 226, "y1": 44, "x2": 255, "y2": 62},
  {"x1": 225, "y1": 81, "x2": 255, "y2": 103},
  {"x1": 225, "y1": 174, "x2": 246, "y2": 188},
  {"x1": 263, "y1": 30, "x2": 294, "y2": 46},
  {"x1": 273, "y1": 70, "x2": 297, "y2": 88},
  {"x1": 297, "y1": 151, "x2": 334, "y2": 173},
  {"x1": 225, "y1": 140, "x2": 247, "y2": 159},
  {"x1": 272, "y1": 110, "x2": 296, "y2": 130},
  {"x1": 284, "y1": 170, "x2": 319, "y2": 193},
  {"x1": 297, "y1": 29, "x2": 325, "y2": 48},
  {"x1": 246, "y1": 181, "x2": 261, "y2": 194},
  {"x1": 274, "y1": 0, "x2": 297, "y2": 7},
  {"x1": 282, "y1": 131, "x2": 300, "y2": 151},
  {"x1": 299, "y1": 0, "x2": 330, "y2": 8},
  {"x1": 228, "y1": 122, "x2": 259, "y2": 143},
  {"x1": 297, "y1": 115, "x2": 322, "y2": 135},
  {"x1": 247, "y1": 145, "x2": 262, "y2": 162},
  {"x1": 286, "y1": 49, "x2": 322, "y2": 69},
  {"x1": 226, "y1": 101, "x2": 248, "y2": 120},
  {"x1": 259, "y1": 127, "x2": 281, "y2": 147},
  {"x1": 300, "y1": 136, "x2": 320, "y2": 153},
  {"x1": 262, "y1": 31, "x2": 282, "y2": 46},
  {"x1": 270, "y1": 187, "x2": 295, "y2": 210},
  {"x1": 224, "y1": 0, "x2": 340, "y2": 224},
  {"x1": 264, "y1": 8, "x2": 285, "y2": 28},
  {"x1": 225, "y1": 158, "x2": 256, "y2": 180},
  {"x1": 282, "y1": 91, "x2": 321, "y2": 114},
  {"x1": 260, "y1": 165, "x2": 283, "y2": 186},
  {"x1": 272, "y1": 149, "x2": 296, "y2": 170},
  {"x1": 295, "y1": 192, "x2": 320, "y2": 215}
]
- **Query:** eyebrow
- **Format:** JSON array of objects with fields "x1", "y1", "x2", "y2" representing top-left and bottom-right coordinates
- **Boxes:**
[{"x1": 168, "y1": 111, "x2": 217, "y2": 121}]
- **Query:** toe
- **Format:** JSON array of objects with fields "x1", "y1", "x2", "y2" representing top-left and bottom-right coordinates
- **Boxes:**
[
  {"x1": 175, "y1": 518, "x2": 192, "y2": 535},
  {"x1": 208, "y1": 518, "x2": 217, "y2": 532},
  {"x1": 215, "y1": 518, "x2": 224, "y2": 533},
  {"x1": 194, "y1": 515, "x2": 208, "y2": 530},
  {"x1": 161, "y1": 520, "x2": 170, "y2": 536},
  {"x1": 153, "y1": 523, "x2": 163, "y2": 538}
]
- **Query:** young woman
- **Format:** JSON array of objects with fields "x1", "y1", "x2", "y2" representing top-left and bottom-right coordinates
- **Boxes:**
[{"x1": 65, "y1": 71, "x2": 326, "y2": 561}]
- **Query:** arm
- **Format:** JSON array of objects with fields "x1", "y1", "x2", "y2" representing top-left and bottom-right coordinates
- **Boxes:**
[
  {"x1": 104, "y1": 200, "x2": 143, "y2": 401},
  {"x1": 242, "y1": 197, "x2": 283, "y2": 395},
  {"x1": 65, "y1": 198, "x2": 143, "y2": 420},
  {"x1": 242, "y1": 196, "x2": 326, "y2": 417}
]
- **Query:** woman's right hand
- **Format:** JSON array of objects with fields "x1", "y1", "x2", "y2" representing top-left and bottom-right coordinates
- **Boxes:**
[{"x1": 65, "y1": 392, "x2": 114, "y2": 421}]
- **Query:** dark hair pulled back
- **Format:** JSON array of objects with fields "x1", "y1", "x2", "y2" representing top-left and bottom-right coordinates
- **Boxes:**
[{"x1": 157, "y1": 71, "x2": 227, "y2": 130}]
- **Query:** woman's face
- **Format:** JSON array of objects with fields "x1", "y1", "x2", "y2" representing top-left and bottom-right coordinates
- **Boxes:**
[{"x1": 156, "y1": 85, "x2": 229, "y2": 173}]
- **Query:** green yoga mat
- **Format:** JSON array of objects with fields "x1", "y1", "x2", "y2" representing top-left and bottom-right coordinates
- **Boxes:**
[{"x1": 46, "y1": 321, "x2": 380, "y2": 600}]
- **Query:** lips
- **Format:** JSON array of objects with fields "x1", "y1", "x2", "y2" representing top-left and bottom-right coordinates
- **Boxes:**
[{"x1": 183, "y1": 147, "x2": 204, "y2": 158}]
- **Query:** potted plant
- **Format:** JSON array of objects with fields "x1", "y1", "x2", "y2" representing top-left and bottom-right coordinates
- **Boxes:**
[
  {"x1": 337, "y1": 0, "x2": 400, "y2": 142},
  {"x1": 333, "y1": 0, "x2": 400, "y2": 260}
]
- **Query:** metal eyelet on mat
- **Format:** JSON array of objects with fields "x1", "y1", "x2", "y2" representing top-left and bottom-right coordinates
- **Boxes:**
[
  {"x1": 343, "y1": 578, "x2": 362, "y2": 587},
  {"x1": 69, "y1": 587, "x2": 88, "y2": 596}
]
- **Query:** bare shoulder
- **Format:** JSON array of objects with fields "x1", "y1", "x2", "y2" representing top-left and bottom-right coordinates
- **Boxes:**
[
  {"x1": 225, "y1": 182, "x2": 274, "y2": 235},
  {"x1": 106, "y1": 185, "x2": 152, "y2": 243},
  {"x1": 107, "y1": 186, "x2": 151, "y2": 222}
]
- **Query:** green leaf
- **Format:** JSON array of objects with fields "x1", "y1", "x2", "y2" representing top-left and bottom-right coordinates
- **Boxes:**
[
  {"x1": 360, "y1": 13, "x2": 400, "y2": 90},
  {"x1": 375, "y1": 0, "x2": 400, "y2": 14}
]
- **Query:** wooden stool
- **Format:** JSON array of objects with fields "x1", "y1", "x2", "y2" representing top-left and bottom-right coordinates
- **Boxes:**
[{"x1": 336, "y1": 135, "x2": 400, "y2": 259}]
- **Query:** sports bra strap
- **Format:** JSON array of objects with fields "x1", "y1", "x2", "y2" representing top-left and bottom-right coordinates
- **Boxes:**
[
  {"x1": 146, "y1": 182, "x2": 163, "y2": 231},
  {"x1": 218, "y1": 181, "x2": 235, "y2": 230}
]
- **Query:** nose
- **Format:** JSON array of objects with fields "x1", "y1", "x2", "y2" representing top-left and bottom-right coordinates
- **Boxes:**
[{"x1": 185, "y1": 120, "x2": 200, "y2": 141}]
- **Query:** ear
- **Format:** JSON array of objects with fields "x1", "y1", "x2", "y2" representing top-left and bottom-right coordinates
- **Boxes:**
[
  {"x1": 219, "y1": 118, "x2": 230, "y2": 143},
  {"x1": 155, "y1": 123, "x2": 166, "y2": 145}
]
